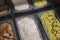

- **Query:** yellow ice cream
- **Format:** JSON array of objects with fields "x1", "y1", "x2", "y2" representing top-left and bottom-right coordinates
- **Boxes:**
[
  {"x1": 33, "y1": 0, "x2": 47, "y2": 7},
  {"x1": 40, "y1": 11, "x2": 60, "y2": 40}
]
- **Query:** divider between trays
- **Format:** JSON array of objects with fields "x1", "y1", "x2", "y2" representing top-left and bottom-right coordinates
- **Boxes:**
[
  {"x1": 34, "y1": 14, "x2": 49, "y2": 40},
  {"x1": 11, "y1": 17, "x2": 20, "y2": 40},
  {"x1": 7, "y1": 0, "x2": 20, "y2": 40},
  {"x1": 13, "y1": 4, "x2": 52, "y2": 18}
]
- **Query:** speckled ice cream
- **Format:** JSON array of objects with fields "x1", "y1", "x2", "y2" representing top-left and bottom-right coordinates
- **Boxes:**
[
  {"x1": 12, "y1": 0, "x2": 29, "y2": 10},
  {"x1": 16, "y1": 16, "x2": 42, "y2": 40}
]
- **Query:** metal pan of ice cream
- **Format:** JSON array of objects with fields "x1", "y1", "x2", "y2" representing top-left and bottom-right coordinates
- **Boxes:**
[
  {"x1": 15, "y1": 14, "x2": 44, "y2": 40},
  {"x1": 0, "y1": 19, "x2": 18, "y2": 40},
  {"x1": 31, "y1": 0, "x2": 51, "y2": 9},
  {"x1": 37, "y1": 10, "x2": 60, "y2": 40},
  {"x1": 9, "y1": 0, "x2": 33, "y2": 13},
  {"x1": 0, "y1": 0, "x2": 11, "y2": 17}
]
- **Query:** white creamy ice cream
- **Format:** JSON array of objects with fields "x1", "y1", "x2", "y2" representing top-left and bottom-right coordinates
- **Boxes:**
[
  {"x1": 16, "y1": 16, "x2": 43, "y2": 40},
  {"x1": 12, "y1": 0, "x2": 29, "y2": 10}
]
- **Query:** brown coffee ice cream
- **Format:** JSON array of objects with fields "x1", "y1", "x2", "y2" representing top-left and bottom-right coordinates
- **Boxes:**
[
  {"x1": 0, "y1": 5, "x2": 8, "y2": 15},
  {"x1": 0, "y1": 22, "x2": 15, "y2": 40}
]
